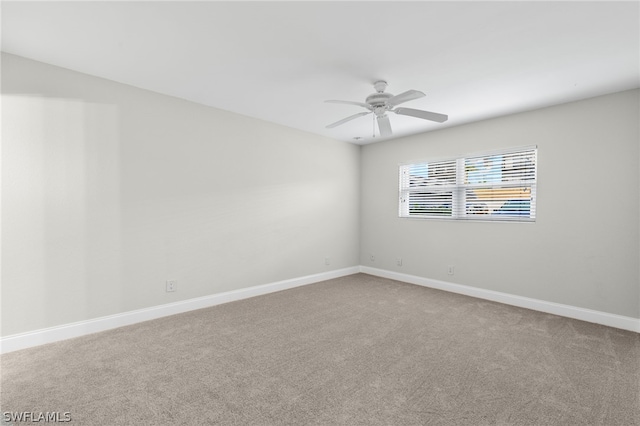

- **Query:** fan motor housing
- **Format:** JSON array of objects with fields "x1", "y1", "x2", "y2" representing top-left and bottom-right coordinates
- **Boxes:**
[{"x1": 365, "y1": 92, "x2": 393, "y2": 107}]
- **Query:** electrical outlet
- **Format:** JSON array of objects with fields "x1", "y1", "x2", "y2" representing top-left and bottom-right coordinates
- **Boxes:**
[
  {"x1": 166, "y1": 280, "x2": 177, "y2": 292},
  {"x1": 397, "y1": 257, "x2": 402, "y2": 266},
  {"x1": 370, "y1": 254, "x2": 375, "y2": 262},
  {"x1": 325, "y1": 257, "x2": 330, "y2": 265},
  {"x1": 447, "y1": 266, "x2": 454, "y2": 275}
]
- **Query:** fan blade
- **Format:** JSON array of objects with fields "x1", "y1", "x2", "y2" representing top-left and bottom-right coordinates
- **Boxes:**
[
  {"x1": 394, "y1": 107, "x2": 448, "y2": 123},
  {"x1": 325, "y1": 100, "x2": 371, "y2": 109},
  {"x1": 377, "y1": 114, "x2": 392, "y2": 136},
  {"x1": 386, "y1": 90, "x2": 425, "y2": 107},
  {"x1": 326, "y1": 111, "x2": 371, "y2": 128}
]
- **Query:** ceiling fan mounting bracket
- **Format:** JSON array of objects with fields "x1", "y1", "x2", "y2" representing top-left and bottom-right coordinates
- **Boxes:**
[{"x1": 373, "y1": 80, "x2": 388, "y2": 93}]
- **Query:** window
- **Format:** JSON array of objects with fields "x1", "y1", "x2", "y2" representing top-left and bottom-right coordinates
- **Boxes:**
[{"x1": 399, "y1": 147, "x2": 537, "y2": 221}]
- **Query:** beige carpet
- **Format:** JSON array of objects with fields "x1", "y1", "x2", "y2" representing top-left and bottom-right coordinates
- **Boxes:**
[{"x1": 1, "y1": 273, "x2": 639, "y2": 425}]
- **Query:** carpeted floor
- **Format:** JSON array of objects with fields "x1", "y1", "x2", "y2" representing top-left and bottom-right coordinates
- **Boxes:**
[{"x1": 1, "y1": 273, "x2": 639, "y2": 425}]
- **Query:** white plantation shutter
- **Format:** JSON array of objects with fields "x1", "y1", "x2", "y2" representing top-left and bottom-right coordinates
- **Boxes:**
[
  {"x1": 399, "y1": 159, "x2": 457, "y2": 217},
  {"x1": 399, "y1": 147, "x2": 537, "y2": 221}
]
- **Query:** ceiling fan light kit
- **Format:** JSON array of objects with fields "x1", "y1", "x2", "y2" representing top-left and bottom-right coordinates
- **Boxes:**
[{"x1": 325, "y1": 80, "x2": 448, "y2": 138}]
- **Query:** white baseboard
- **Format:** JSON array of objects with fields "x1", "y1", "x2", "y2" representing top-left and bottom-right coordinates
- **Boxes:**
[
  {"x1": 359, "y1": 266, "x2": 640, "y2": 333},
  {"x1": 0, "y1": 267, "x2": 360, "y2": 354},
  {"x1": 3, "y1": 265, "x2": 637, "y2": 354}
]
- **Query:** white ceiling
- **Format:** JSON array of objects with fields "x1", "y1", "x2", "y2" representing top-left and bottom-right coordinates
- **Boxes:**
[{"x1": 2, "y1": 1, "x2": 639, "y2": 144}]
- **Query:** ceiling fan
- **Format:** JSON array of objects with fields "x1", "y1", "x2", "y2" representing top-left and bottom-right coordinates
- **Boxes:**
[{"x1": 325, "y1": 81, "x2": 448, "y2": 137}]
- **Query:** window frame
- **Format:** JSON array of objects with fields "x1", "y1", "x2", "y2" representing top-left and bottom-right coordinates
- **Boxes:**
[{"x1": 399, "y1": 146, "x2": 537, "y2": 222}]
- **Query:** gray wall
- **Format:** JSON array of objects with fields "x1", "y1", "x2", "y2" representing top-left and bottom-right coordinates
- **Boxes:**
[
  {"x1": 360, "y1": 89, "x2": 640, "y2": 318},
  {"x1": 2, "y1": 53, "x2": 638, "y2": 338},
  {"x1": 1, "y1": 54, "x2": 360, "y2": 336}
]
